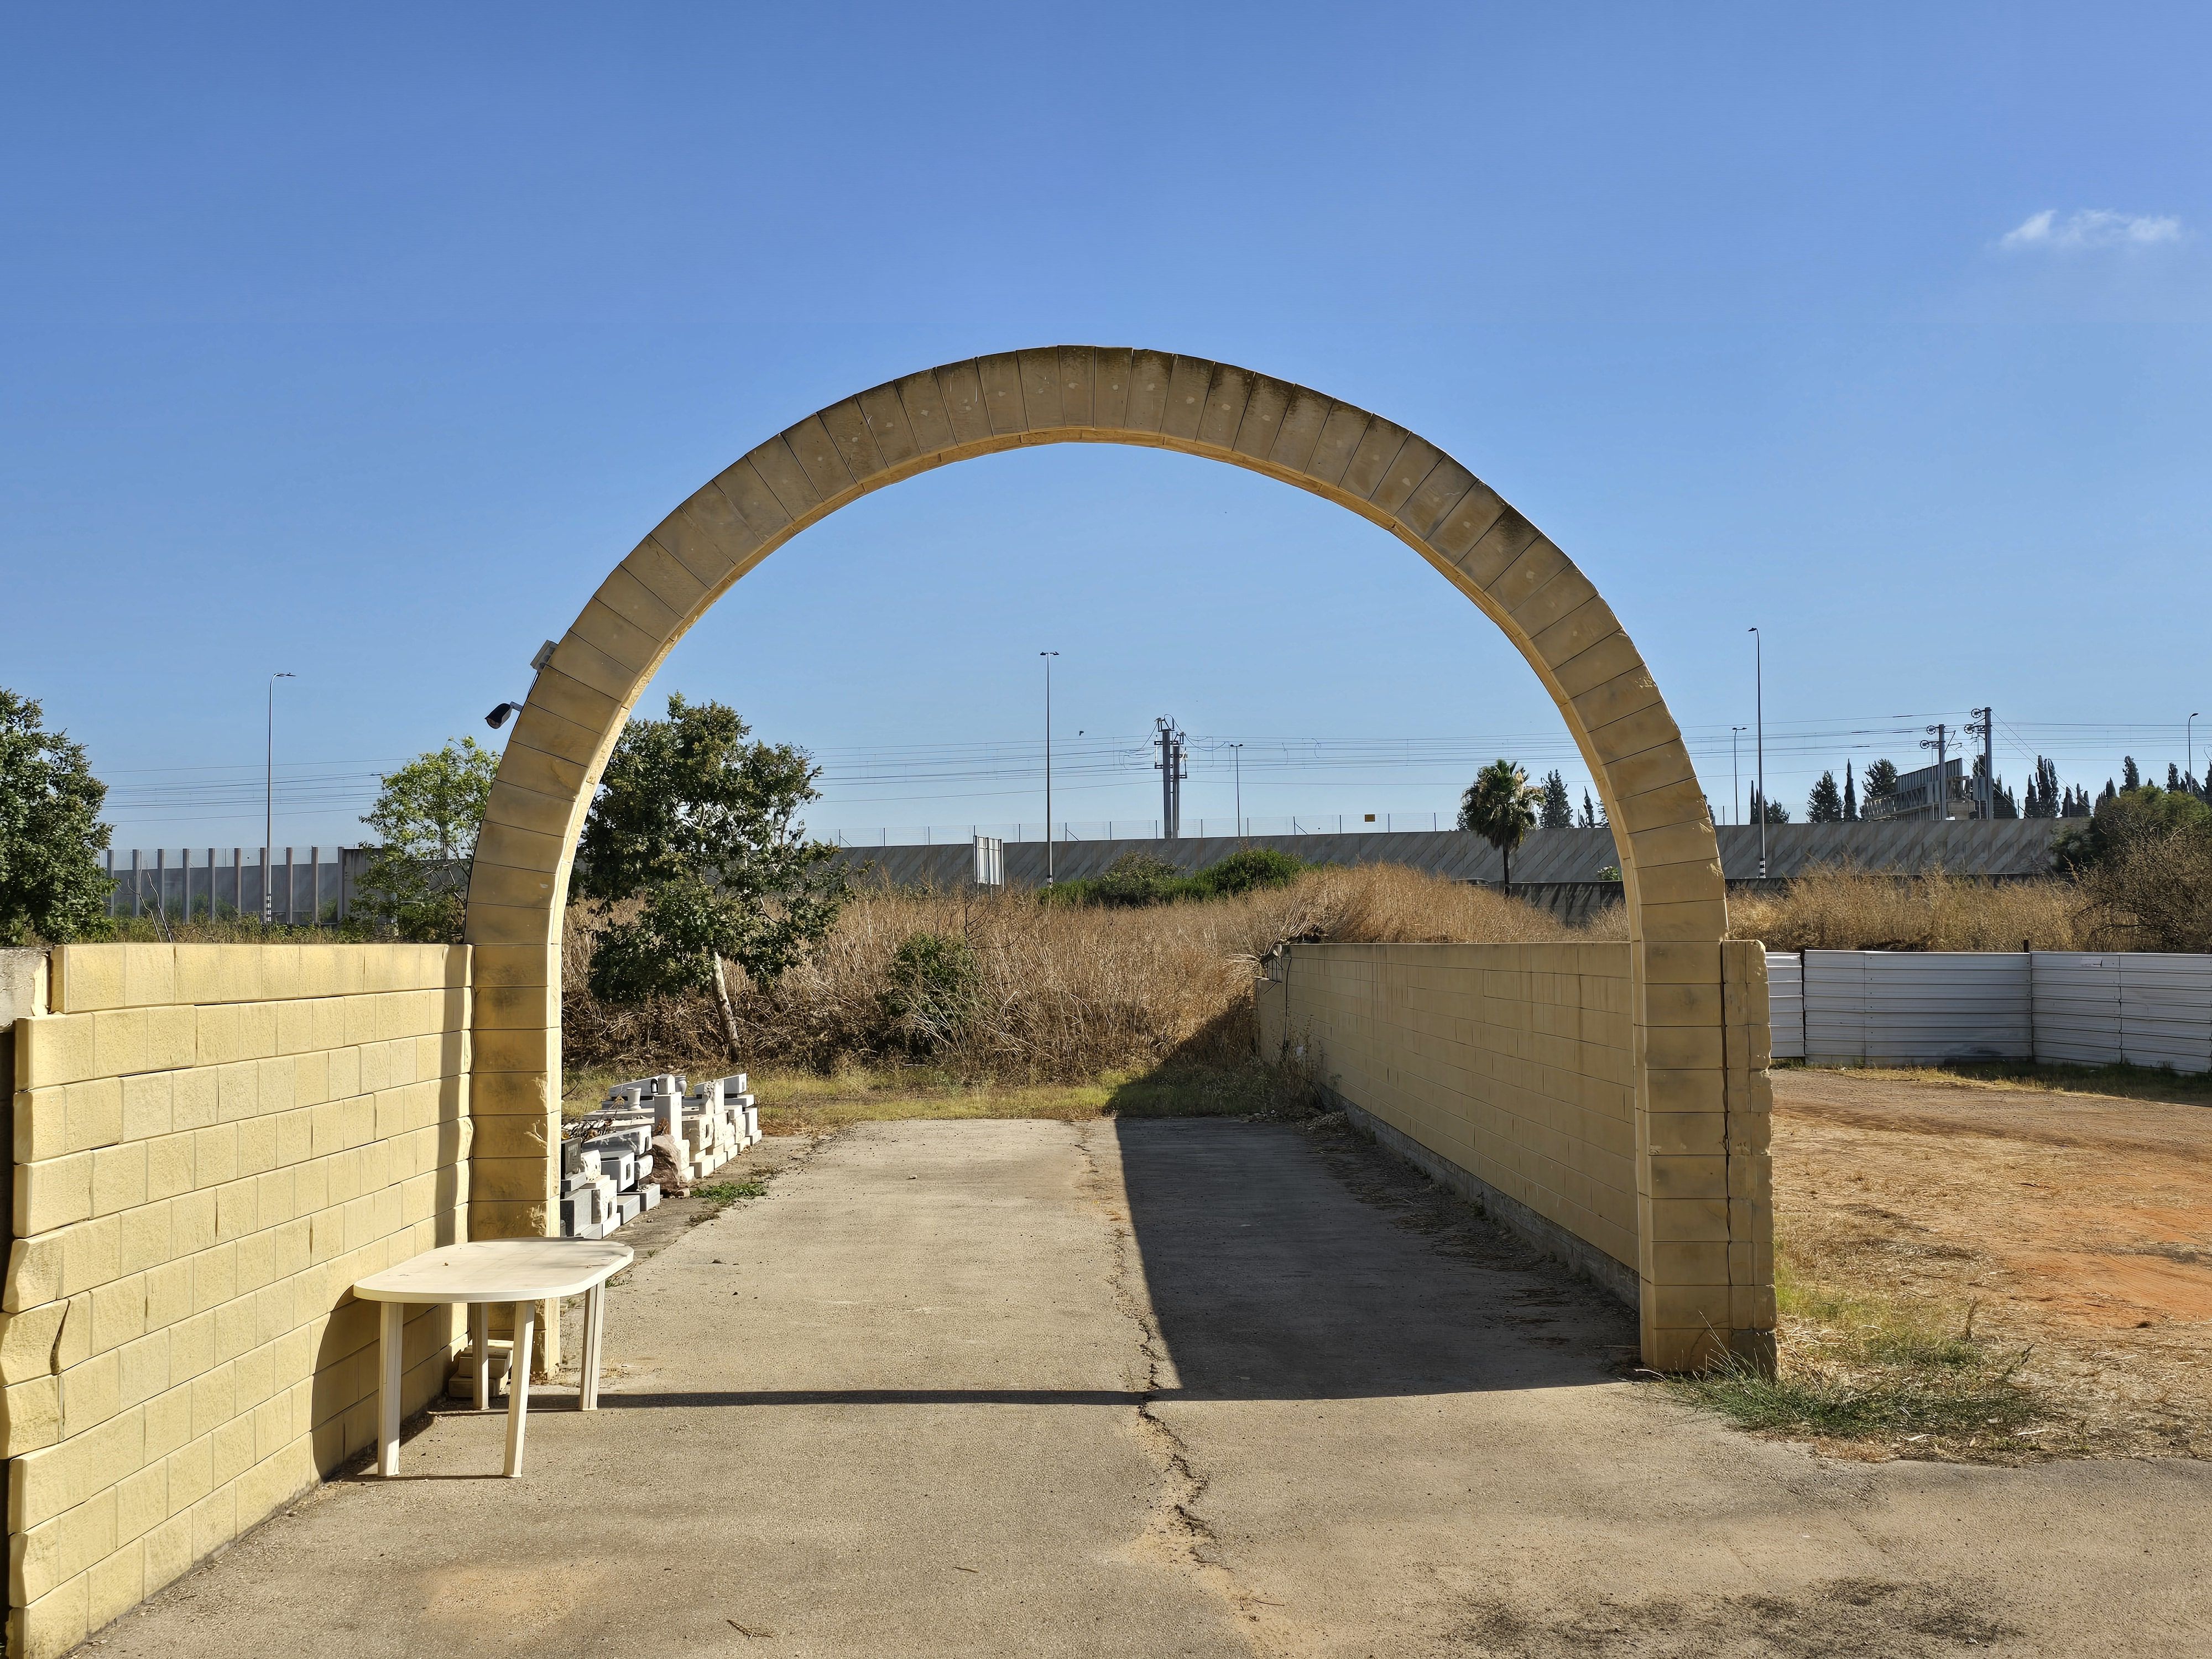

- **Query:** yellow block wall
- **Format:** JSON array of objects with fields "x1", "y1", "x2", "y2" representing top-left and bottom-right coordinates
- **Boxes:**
[
  {"x1": 1258, "y1": 941, "x2": 1639, "y2": 1270},
  {"x1": 2, "y1": 944, "x2": 472, "y2": 1659}
]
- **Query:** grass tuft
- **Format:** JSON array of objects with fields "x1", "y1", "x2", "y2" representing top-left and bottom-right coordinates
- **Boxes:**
[
  {"x1": 692, "y1": 1180, "x2": 766, "y2": 1205},
  {"x1": 1673, "y1": 1244, "x2": 2043, "y2": 1453}
]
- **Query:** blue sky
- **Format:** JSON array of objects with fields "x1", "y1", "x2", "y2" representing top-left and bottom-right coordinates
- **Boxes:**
[{"x1": 6, "y1": 3, "x2": 2208, "y2": 852}]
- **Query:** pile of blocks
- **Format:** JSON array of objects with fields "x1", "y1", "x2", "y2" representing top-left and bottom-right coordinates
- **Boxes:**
[
  {"x1": 557, "y1": 1072, "x2": 759, "y2": 1238},
  {"x1": 670, "y1": 1071, "x2": 760, "y2": 1181},
  {"x1": 559, "y1": 1101, "x2": 660, "y2": 1240}
]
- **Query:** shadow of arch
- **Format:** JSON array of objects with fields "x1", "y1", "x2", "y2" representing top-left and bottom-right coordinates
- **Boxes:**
[{"x1": 457, "y1": 347, "x2": 1755, "y2": 1369}]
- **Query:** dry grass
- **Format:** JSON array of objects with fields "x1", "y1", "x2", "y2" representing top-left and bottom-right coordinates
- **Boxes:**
[
  {"x1": 564, "y1": 862, "x2": 1605, "y2": 1082},
  {"x1": 1823, "y1": 1060, "x2": 2212, "y2": 1109},
  {"x1": 1728, "y1": 863, "x2": 2088, "y2": 952}
]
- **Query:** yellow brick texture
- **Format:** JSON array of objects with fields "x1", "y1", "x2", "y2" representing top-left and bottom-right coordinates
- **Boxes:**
[
  {"x1": 3, "y1": 945, "x2": 474, "y2": 1654},
  {"x1": 1262, "y1": 937, "x2": 1774, "y2": 1375}
]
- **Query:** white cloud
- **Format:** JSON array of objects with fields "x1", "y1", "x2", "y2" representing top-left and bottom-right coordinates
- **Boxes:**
[{"x1": 2000, "y1": 208, "x2": 2182, "y2": 251}]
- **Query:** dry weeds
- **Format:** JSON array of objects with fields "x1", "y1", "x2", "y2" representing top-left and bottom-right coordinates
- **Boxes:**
[
  {"x1": 564, "y1": 861, "x2": 1605, "y2": 1081},
  {"x1": 1728, "y1": 863, "x2": 2088, "y2": 952}
]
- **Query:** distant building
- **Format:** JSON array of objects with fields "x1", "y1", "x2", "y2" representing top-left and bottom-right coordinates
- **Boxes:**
[{"x1": 1866, "y1": 757, "x2": 1973, "y2": 821}]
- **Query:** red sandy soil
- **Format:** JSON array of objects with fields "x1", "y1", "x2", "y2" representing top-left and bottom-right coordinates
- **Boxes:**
[{"x1": 1771, "y1": 1067, "x2": 2212, "y2": 1457}]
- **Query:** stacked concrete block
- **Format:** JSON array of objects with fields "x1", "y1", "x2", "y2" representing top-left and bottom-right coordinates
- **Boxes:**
[
  {"x1": 2, "y1": 942, "x2": 474, "y2": 1659},
  {"x1": 556, "y1": 1092, "x2": 666, "y2": 1238}
]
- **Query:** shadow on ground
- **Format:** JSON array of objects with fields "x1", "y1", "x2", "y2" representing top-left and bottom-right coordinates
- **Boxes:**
[{"x1": 599, "y1": 1113, "x2": 1637, "y2": 1415}]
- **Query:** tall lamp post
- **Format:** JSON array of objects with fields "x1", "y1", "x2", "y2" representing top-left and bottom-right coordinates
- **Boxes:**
[
  {"x1": 1228, "y1": 742, "x2": 1244, "y2": 836},
  {"x1": 1039, "y1": 651, "x2": 1058, "y2": 886},
  {"x1": 265, "y1": 672, "x2": 296, "y2": 923},
  {"x1": 1731, "y1": 726, "x2": 1747, "y2": 827},
  {"x1": 1747, "y1": 629, "x2": 1766, "y2": 878}
]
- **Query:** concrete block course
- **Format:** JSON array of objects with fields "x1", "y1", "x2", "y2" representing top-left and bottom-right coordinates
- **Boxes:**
[
  {"x1": 1260, "y1": 936, "x2": 1772, "y2": 1370},
  {"x1": 5, "y1": 944, "x2": 475, "y2": 1659}
]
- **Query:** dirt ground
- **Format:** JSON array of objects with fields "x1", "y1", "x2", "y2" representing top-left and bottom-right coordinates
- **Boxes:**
[{"x1": 1770, "y1": 1066, "x2": 2212, "y2": 1459}]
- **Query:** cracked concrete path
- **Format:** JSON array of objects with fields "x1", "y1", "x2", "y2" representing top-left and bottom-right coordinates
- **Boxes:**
[{"x1": 87, "y1": 1118, "x2": 2212, "y2": 1658}]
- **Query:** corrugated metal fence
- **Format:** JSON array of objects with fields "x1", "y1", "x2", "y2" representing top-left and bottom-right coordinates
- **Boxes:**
[
  {"x1": 100, "y1": 846, "x2": 371, "y2": 925},
  {"x1": 1766, "y1": 950, "x2": 2212, "y2": 1073}
]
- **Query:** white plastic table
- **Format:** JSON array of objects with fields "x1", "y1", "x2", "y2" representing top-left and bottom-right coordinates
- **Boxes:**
[{"x1": 353, "y1": 1238, "x2": 633, "y2": 1478}]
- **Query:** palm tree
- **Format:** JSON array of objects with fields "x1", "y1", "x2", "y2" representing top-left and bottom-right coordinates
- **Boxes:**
[{"x1": 1458, "y1": 759, "x2": 1542, "y2": 888}]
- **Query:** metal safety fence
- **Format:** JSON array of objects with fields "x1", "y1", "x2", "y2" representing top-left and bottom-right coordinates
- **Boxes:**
[{"x1": 1766, "y1": 949, "x2": 2212, "y2": 1073}]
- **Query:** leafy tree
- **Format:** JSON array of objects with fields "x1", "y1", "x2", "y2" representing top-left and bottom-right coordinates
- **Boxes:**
[
  {"x1": 0, "y1": 690, "x2": 112, "y2": 943},
  {"x1": 1749, "y1": 785, "x2": 1790, "y2": 824},
  {"x1": 2169, "y1": 763, "x2": 2186, "y2": 793},
  {"x1": 2122, "y1": 756, "x2": 2141, "y2": 790},
  {"x1": 1842, "y1": 761, "x2": 1857, "y2": 822},
  {"x1": 2051, "y1": 783, "x2": 2212, "y2": 873},
  {"x1": 357, "y1": 737, "x2": 499, "y2": 942},
  {"x1": 1861, "y1": 758, "x2": 1899, "y2": 811},
  {"x1": 1538, "y1": 770, "x2": 1573, "y2": 830},
  {"x1": 1807, "y1": 771, "x2": 1843, "y2": 823},
  {"x1": 576, "y1": 695, "x2": 846, "y2": 1055},
  {"x1": 1459, "y1": 759, "x2": 1542, "y2": 886}
]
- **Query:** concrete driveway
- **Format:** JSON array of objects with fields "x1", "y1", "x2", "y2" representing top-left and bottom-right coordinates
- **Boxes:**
[{"x1": 86, "y1": 1117, "x2": 2212, "y2": 1657}]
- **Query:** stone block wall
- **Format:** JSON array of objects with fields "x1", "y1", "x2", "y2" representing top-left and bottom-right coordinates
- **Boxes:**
[
  {"x1": 3, "y1": 944, "x2": 472, "y2": 1658},
  {"x1": 1257, "y1": 938, "x2": 1775, "y2": 1365},
  {"x1": 1259, "y1": 942, "x2": 1641, "y2": 1282}
]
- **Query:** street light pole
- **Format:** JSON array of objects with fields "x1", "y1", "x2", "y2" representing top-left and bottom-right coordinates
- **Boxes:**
[
  {"x1": 265, "y1": 672, "x2": 295, "y2": 924},
  {"x1": 1747, "y1": 629, "x2": 1765, "y2": 878},
  {"x1": 1229, "y1": 742, "x2": 1244, "y2": 836},
  {"x1": 1040, "y1": 652, "x2": 1058, "y2": 886},
  {"x1": 1731, "y1": 726, "x2": 1746, "y2": 827}
]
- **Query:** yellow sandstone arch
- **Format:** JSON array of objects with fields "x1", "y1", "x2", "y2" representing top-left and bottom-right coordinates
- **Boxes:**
[{"x1": 460, "y1": 347, "x2": 1774, "y2": 1371}]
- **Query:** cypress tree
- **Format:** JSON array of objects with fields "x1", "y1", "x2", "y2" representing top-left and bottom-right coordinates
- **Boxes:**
[
  {"x1": 1843, "y1": 761, "x2": 1857, "y2": 821},
  {"x1": 2123, "y1": 757, "x2": 2141, "y2": 790}
]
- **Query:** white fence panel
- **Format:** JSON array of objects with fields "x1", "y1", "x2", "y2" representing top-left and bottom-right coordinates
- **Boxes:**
[
  {"x1": 1766, "y1": 952, "x2": 1804, "y2": 1060},
  {"x1": 1803, "y1": 951, "x2": 1868, "y2": 1063},
  {"x1": 2119, "y1": 954, "x2": 2212, "y2": 1072},
  {"x1": 2031, "y1": 953, "x2": 2122, "y2": 1066},
  {"x1": 1870, "y1": 952, "x2": 2030, "y2": 1062}
]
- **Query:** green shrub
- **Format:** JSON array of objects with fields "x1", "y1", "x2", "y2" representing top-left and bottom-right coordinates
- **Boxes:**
[
  {"x1": 1044, "y1": 847, "x2": 1306, "y2": 908},
  {"x1": 1182, "y1": 846, "x2": 1303, "y2": 898},
  {"x1": 879, "y1": 931, "x2": 982, "y2": 1053},
  {"x1": 2051, "y1": 784, "x2": 2211, "y2": 872}
]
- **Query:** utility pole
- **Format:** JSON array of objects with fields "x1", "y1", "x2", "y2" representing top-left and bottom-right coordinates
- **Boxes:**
[
  {"x1": 1040, "y1": 652, "x2": 1058, "y2": 886},
  {"x1": 1748, "y1": 629, "x2": 1765, "y2": 877},
  {"x1": 265, "y1": 672, "x2": 295, "y2": 924},
  {"x1": 1731, "y1": 726, "x2": 1746, "y2": 827},
  {"x1": 1154, "y1": 717, "x2": 1186, "y2": 839},
  {"x1": 1967, "y1": 707, "x2": 1994, "y2": 818},
  {"x1": 1228, "y1": 742, "x2": 1244, "y2": 836},
  {"x1": 1921, "y1": 722, "x2": 1949, "y2": 820}
]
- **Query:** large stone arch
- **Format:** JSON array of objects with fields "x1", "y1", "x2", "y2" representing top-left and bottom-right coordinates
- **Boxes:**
[{"x1": 461, "y1": 347, "x2": 1772, "y2": 1371}]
